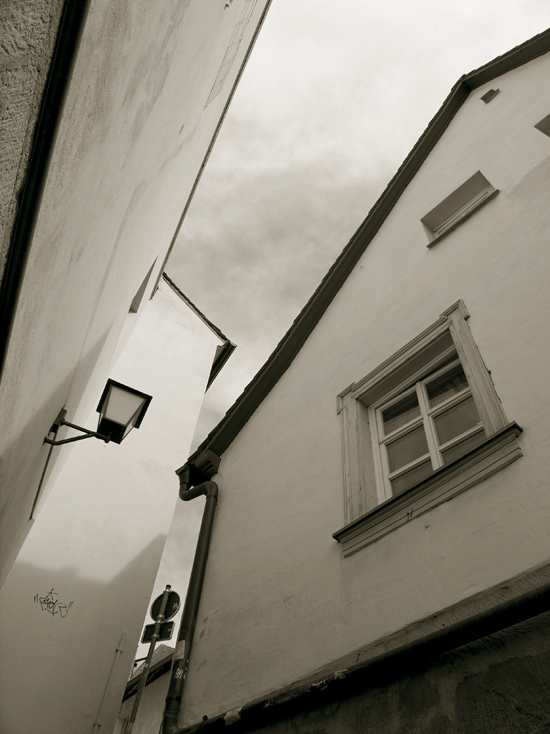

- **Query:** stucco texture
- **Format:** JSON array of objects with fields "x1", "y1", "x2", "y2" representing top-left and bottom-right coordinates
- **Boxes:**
[
  {"x1": 208, "y1": 611, "x2": 550, "y2": 734},
  {"x1": 0, "y1": 0, "x2": 64, "y2": 275},
  {"x1": 178, "y1": 52, "x2": 550, "y2": 727}
]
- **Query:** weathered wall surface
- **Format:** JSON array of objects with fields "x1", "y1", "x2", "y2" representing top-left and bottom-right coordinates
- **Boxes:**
[
  {"x1": 214, "y1": 611, "x2": 550, "y2": 734},
  {"x1": 178, "y1": 52, "x2": 550, "y2": 727},
  {"x1": 0, "y1": 280, "x2": 223, "y2": 734},
  {"x1": 0, "y1": 0, "x2": 64, "y2": 274},
  {"x1": 0, "y1": 0, "x2": 270, "y2": 586}
]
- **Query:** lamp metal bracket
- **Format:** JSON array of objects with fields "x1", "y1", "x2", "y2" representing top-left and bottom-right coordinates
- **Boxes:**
[{"x1": 44, "y1": 410, "x2": 110, "y2": 446}]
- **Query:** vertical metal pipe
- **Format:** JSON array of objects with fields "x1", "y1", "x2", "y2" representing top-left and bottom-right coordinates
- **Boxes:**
[
  {"x1": 127, "y1": 586, "x2": 172, "y2": 734},
  {"x1": 92, "y1": 632, "x2": 126, "y2": 733},
  {"x1": 162, "y1": 474, "x2": 218, "y2": 734}
]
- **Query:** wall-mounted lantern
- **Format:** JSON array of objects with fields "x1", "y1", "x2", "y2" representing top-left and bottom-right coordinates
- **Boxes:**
[{"x1": 45, "y1": 379, "x2": 152, "y2": 447}]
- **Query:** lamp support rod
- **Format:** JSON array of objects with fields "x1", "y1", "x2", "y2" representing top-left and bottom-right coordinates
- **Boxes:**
[{"x1": 44, "y1": 417, "x2": 110, "y2": 446}]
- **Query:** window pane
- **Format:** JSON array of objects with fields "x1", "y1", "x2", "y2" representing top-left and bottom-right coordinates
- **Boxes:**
[
  {"x1": 442, "y1": 429, "x2": 486, "y2": 465},
  {"x1": 434, "y1": 396, "x2": 481, "y2": 445},
  {"x1": 386, "y1": 425, "x2": 429, "y2": 472},
  {"x1": 390, "y1": 460, "x2": 433, "y2": 496},
  {"x1": 382, "y1": 393, "x2": 420, "y2": 435},
  {"x1": 426, "y1": 364, "x2": 468, "y2": 408}
]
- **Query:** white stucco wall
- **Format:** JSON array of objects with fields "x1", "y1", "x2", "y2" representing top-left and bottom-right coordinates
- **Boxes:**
[
  {"x1": 0, "y1": 279, "x2": 224, "y2": 734},
  {"x1": 177, "y1": 53, "x2": 550, "y2": 726},
  {"x1": 0, "y1": 0, "x2": 270, "y2": 586}
]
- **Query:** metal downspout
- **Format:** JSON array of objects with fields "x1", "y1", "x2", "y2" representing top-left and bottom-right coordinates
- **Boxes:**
[{"x1": 162, "y1": 465, "x2": 219, "y2": 734}]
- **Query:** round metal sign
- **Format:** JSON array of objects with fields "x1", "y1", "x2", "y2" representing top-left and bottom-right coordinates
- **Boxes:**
[{"x1": 150, "y1": 590, "x2": 180, "y2": 622}]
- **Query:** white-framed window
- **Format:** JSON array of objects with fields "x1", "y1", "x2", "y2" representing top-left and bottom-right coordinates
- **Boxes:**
[
  {"x1": 335, "y1": 301, "x2": 522, "y2": 556},
  {"x1": 372, "y1": 350, "x2": 486, "y2": 502}
]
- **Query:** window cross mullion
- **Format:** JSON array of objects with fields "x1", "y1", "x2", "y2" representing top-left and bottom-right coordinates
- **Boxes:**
[
  {"x1": 426, "y1": 387, "x2": 472, "y2": 419},
  {"x1": 379, "y1": 414, "x2": 424, "y2": 445},
  {"x1": 417, "y1": 381, "x2": 442, "y2": 470}
]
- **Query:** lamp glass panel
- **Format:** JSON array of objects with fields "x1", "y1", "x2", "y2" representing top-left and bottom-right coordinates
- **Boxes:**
[
  {"x1": 104, "y1": 385, "x2": 146, "y2": 427},
  {"x1": 122, "y1": 405, "x2": 144, "y2": 438}
]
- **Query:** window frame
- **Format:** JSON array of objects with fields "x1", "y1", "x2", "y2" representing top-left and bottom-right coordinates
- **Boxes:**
[
  {"x1": 335, "y1": 301, "x2": 521, "y2": 552},
  {"x1": 372, "y1": 351, "x2": 486, "y2": 502}
]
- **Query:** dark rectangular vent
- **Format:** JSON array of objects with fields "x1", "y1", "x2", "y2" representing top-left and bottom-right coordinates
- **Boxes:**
[
  {"x1": 480, "y1": 89, "x2": 500, "y2": 103},
  {"x1": 422, "y1": 171, "x2": 497, "y2": 245}
]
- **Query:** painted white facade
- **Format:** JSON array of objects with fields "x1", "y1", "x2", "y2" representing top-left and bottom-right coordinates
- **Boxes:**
[
  {"x1": 173, "y1": 51, "x2": 550, "y2": 727},
  {"x1": 0, "y1": 278, "x2": 226, "y2": 734},
  {"x1": 0, "y1": 0, "x2": 271, "y2": 587}
]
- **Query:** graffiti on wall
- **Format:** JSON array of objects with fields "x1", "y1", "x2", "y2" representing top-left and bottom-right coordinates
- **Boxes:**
[{"x1": 34, "y1": 588, "x2": 74, "y2": 618}]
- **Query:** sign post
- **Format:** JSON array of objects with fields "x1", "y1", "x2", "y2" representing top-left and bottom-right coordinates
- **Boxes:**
[{"x1": 126, "y1": 585, "x2": 179, "y2": 733}]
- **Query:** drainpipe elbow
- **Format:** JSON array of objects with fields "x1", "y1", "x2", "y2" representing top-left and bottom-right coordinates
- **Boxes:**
[
  {"x1": 177, "y1": 464, "x2": 219, "y2": 502},
  {"x1": 203, "y1": 480, "x2": 219, "y2": 499}
]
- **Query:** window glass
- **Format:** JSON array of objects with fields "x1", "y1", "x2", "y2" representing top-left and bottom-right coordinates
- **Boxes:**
[
  {"x1": 386, "y1": 426, "x2": 429, "y2": 472},
  {"x1": 426, "y1": 364, "x2": 468, "y2": 407},
  {"x1": 441, "y1": 429, "x2": 486, "y2": 465},
  {"x1": 434, "y1": 396, "x2": 481, "y2": 445},
  {"x1": 390, "y1": 460, "x2": 433, "y2": 496},
  {"x1": 382, "y1": 393, "x2": 420, "y2": 435}
]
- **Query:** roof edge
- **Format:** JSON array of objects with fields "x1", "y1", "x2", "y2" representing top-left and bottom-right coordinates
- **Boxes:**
[
  {"x1": 162, "y1": 272, "x2": 230, "y2": 343},
  {"x1": 186, "y1": 27, "x2": 550, "y2": 466},
  {"x1": 206, "y1": 340, "x2": 237, "y2": 391},
  {"x1": 462, "y1": 26, "x2": 550, "y2": 90},
  {"x1": 162, "y1": 273, "x2": 236, "y2": 389}
]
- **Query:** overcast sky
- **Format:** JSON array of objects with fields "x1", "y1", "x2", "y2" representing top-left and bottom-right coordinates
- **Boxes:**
[{"x1": 139, "y1": 0, "x2": 550, "y2": 657}]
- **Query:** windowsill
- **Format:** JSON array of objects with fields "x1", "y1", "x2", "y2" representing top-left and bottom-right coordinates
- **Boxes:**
[
  {"x1": 333, "y1": 422, "x2": 522, "y2": 557},
  {"x1": 426, "y1": 189, "x2": 499, "y2": 248}
]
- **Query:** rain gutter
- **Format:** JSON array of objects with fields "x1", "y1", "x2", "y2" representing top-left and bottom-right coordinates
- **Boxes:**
[{"x1": 0, "y1": 0, "x2": 93, "y2": 381}]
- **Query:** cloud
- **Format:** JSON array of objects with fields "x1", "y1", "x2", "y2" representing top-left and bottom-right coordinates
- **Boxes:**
[
  {"x1": 168, "y1": 0, "x2": 550, "y2": 447},
  {"x1": 168, "y1": 161, "x2": 391, "y2": 447}
]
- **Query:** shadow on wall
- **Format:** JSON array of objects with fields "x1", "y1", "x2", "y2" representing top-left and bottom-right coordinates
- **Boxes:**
[
  {"x1": 0, "y1": 534, "x2": 167, "y2": 734},
  {"x1": 0, "y1": 325, "x2": 112, "y2": 583}
]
